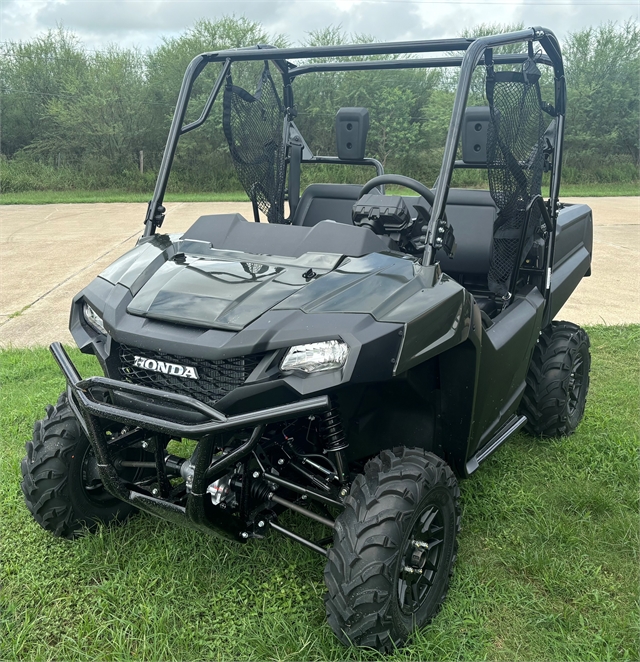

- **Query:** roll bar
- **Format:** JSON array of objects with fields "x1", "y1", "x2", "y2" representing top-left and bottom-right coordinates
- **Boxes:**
[{"x1": 143, "y1": 27, "x2": 566, "y2": 268}]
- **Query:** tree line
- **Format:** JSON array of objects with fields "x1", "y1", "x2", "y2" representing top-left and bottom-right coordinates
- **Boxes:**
[{"x1": 1, "y1": 17, "x2": 638, "y2": 194}]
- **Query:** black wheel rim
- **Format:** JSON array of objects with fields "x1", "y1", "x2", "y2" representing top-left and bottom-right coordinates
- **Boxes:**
[
  {"x1": 567, "y1": 352, "x2": 585, "y2": 416},
  {"x1": 397, "y1": 503, "x2": 445, "y2": 615}
]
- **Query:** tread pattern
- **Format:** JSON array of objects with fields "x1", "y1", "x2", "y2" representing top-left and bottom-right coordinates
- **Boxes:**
[
  {"x1": 520, "y1": 321, "x2": 591, "y2": 437},
  {"x1": 323, "y1": 447, "x2": 460, "y2": 652},
  {"x1": 20, "y1": 393, "x2": 134, "y2": 539}
]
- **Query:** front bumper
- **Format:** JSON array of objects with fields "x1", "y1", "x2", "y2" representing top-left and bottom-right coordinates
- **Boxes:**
[{"x1": 50, "y1": 342, "x2": 330, "y2": 540}]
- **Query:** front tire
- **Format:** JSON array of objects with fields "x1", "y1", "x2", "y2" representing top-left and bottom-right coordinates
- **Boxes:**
[
  {"x1": 520, "y1": 321, "x2": 591, "y2": 437},
  {"x1": 21, "y1": 392, "x2": 137, "y2": 539},
  {"x1": 324, "y1": 447, "x2": 460, "y2": 652}
]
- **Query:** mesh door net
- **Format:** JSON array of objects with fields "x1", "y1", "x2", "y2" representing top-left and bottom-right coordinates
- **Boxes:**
[
  {"x1": 223, "y1": 62, "x2": 286, "y2": 224},
  {"x1": 486, "y1": 59, "x2": 546, "y2": 297}
]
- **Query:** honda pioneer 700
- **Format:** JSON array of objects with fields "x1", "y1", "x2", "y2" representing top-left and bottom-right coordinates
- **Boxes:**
[{"x1": 22, "y1": 27, "x2": 593, "y2": 651}]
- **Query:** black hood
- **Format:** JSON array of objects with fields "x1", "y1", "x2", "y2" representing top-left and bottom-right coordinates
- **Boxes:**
[
  {"x1": 96, "y1": 230, "x2": 443, "y2": 333},
  {"x1": 126, "y1": 248, "x2": 342, "y2": 331}
]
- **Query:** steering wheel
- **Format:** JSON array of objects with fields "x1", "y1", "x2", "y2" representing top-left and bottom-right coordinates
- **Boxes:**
[{"x1": 358, "y1": 174, "x2": 447, "y2": 224}]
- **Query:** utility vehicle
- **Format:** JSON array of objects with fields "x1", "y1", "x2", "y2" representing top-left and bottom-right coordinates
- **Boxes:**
[{"x1": 22, "y1": 27, "x2": 592, "y2": 651}]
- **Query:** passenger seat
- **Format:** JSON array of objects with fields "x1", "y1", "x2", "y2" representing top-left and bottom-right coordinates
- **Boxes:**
[{"x1": 432, "y1": 189, "x2": 497, "y2": 280}]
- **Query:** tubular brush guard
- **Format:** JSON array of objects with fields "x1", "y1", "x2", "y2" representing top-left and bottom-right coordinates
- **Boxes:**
[{"x1": 49, "y1": 342, "x2": 330, "y2": 540}]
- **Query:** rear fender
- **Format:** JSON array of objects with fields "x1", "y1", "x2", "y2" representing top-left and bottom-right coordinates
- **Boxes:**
[{"x1": 544, "y1": 203, "x2": 592, "y2": 325}]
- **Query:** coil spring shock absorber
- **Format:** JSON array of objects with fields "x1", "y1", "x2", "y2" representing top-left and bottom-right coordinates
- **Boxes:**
[{"x1": 320, "y1": 404, "x2": 349, "y2": 484}]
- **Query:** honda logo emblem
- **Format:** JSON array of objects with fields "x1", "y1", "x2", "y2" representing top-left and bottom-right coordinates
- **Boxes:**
[{"x1": 133, "y1": 356, "x2": 199, "y2": 380}]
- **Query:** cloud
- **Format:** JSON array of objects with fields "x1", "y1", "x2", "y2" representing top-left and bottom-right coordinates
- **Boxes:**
[{"x1": 1, "y1": 0, "x2": 638, "y2": 51}]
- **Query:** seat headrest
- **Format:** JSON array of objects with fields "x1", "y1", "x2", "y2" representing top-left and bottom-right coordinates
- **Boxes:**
[
  {"x1": 335, "y1": 107, "x2": 369, "y2": 160},
  {"x1": 461, "y1": 106, "x2": 491, "y2": 164}
]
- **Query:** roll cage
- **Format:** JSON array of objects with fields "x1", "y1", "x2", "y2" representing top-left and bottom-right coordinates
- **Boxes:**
[{"x1": 143, "y1": 27, "x2": 566, "y2": 273}]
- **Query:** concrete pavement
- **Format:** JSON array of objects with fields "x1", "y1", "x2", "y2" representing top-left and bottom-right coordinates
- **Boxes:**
[{"x1": 0, "y1": 197, "x2": 638, "y2": 348}]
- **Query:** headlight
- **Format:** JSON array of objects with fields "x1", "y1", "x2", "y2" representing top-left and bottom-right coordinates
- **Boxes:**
[
  {"x1": 83, "y1": 303, "x2": 106, "y2": 334},
  {"x1": 280, "y1": 340, "x2": 348, "y2": 373}
]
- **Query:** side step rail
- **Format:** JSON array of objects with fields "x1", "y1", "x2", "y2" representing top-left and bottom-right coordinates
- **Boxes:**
[{"x1": 466, "y1": 414, "x2": 527, "y2": 474}]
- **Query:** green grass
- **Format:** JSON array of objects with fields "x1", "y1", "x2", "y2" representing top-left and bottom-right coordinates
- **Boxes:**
[
  {"x1": 1, "y1": 325, "x2": 638, "y2": 660},
  {"x1": 0, "y1": 189, "x2": 251, "y2": 205},
  {"x1": 383, "y1": 181, "x2": 639, "y2": 198},
  {"x1": 1, "y1": 181, "x2": 637, "y2": 205},
  {"x1": 557, "y1": 181, "x2": 640, "y2": 197}
]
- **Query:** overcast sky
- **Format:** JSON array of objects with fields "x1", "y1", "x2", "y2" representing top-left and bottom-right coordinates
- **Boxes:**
[{"x1": 2, "y1": 0, "x2": 638, "y2": 50}]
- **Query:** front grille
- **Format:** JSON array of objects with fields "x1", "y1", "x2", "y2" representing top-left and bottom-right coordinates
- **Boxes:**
[{"x1": 117, "y1": 344, "x2": 265, "y2": 407}]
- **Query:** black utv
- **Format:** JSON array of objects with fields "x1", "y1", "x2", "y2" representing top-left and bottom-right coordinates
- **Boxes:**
[{"x1": 22, "y1": 27, "x2": 593, "y2": 651}]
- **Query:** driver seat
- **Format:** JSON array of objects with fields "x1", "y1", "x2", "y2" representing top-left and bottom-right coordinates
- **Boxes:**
[{"x1": 291, "y1": 184, "x2": 363, "y2": 227}]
